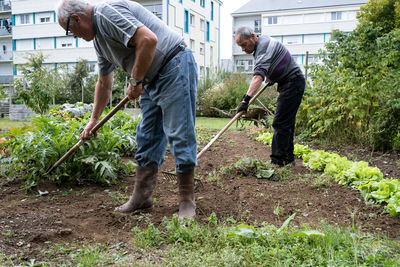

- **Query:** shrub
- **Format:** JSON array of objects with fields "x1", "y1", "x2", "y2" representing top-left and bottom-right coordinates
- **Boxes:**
[{"x1": 2, "y1": 109, "x2": 139, "y2": 190}]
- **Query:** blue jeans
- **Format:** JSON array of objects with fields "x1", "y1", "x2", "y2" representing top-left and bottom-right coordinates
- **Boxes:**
[
  {"x1": 270, "y1": 73, "x2": 305, "y2": 165},
  {"x1": 135, "y1": 48, "x2": 198, "y2": 173}
]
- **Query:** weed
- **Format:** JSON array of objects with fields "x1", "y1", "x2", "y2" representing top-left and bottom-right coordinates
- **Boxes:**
[
  {"x1": 273, "y1": 201, "x2": 285, "y2": 220},
  {"x1": 104, "y1": 189, "x2": 129, "y2": 206},
  {"x1": 311, "y1": 175, "x2": 331, "y2": 189}
]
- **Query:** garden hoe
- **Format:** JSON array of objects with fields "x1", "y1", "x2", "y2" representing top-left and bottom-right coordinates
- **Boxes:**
[
  {"x1": 162, "y1": 82, "x2": 270, "y2": 180},
  {"x1": 46, "y1": 96, "x2": 130, "y2": 175}
]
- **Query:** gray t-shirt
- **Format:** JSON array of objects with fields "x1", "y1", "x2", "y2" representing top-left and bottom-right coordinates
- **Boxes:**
[
  {"x1": 253, "y1": 35, "x2": 300, "y2": 83},
  {"x1": 92, "y1": 0, "x2": 184, "y2": 83}
]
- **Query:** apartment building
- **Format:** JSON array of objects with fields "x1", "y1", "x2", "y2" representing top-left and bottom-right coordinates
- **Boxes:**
[
  {"x1": 231, "y1": 0, "x2": 367, "y2": 73},
  {"x1": 10, "y1": 0, "x2": 221, "y2": 81},
  {"x1": 0, "y1": 0, "x2": 12, "y2": 88}
]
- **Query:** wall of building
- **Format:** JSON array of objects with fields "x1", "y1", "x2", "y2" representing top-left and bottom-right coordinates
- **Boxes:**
[{"x1": 232, "y1": 3, "x2": 364, "y2": 73}]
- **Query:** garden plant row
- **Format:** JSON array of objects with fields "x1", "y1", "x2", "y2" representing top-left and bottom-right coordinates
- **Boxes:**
[{"x1": 256, "y1": 132, "x2": 400, "y2": 217}]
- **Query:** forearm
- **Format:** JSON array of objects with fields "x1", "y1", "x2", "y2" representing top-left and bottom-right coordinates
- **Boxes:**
[{"x1": 246, "y1": 75, "x2": 264, "y2": 97}]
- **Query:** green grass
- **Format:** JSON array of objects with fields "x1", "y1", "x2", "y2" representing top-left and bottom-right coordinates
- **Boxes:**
[
  {"x1": 196, "y1": 116, "x2": 249, "y2": 130},
  {"x1": 10, "y1": 215, "x2": 398, "y2": 266},
  {"x1": 0, "y1": 117, "x2": 31, "y2": 131}
]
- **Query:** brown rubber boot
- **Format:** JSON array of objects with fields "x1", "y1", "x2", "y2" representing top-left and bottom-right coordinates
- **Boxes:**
[
  {"x1": 115, "y1": 166, "x2": 158, "y2": 213},
  {"x1": 177, "y1": 170, "x2": 196, "y2": 220}
]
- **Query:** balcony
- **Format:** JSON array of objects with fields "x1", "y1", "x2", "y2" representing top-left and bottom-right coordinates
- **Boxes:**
[
  {"x1": 0, "y1": 51, "x2": 12, "y2": 61},
  {"x1": 0, "y1": 75, "x2": 13, "y2": 84},
  {"x1": 0, "y1": 1, "x2": 11, "y2": 12},
  {"x1": 0, "y1": 26, "x2": 11, "y2": 36}
]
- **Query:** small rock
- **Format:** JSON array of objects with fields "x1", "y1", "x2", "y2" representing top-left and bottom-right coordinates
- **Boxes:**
[
  {"x1": 17, "y1": 241, "x2": 24, "y2": 247},
  {"x1": 58, "y1": 228, "x2": 72, "y2": 236}
]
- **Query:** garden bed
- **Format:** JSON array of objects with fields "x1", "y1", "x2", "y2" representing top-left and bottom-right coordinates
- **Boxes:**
[{"x1": 0, "y1": 129, "x2": 399, "y2": 262}]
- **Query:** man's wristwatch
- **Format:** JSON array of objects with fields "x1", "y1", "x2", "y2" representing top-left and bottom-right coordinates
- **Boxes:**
[{"x1": 129, "y1": 77, "x2": 143, "y2": 87}]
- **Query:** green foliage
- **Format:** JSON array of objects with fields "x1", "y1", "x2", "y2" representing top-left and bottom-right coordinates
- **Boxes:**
[
  {"x1": 255, "y1": 132, "x2": 400, "y2": 217},
  {"x1": 111, "y1": 68, "x2": 130, "y2": 107},
  {"x1": 129, "y1": 215, "x2": 400, "y2": 266},
  {"x1": 0, "y1": 84, "x2": 7, "y2": 100},
  {"x1": 298, "y1": 24, "x2": 400, "y2": 150},
  {"x1": 2, "y1": 108, "x2": 139, "y2": 190},
  {"x1": 358, "y1": 0, "x2": 400, "y2": 33},
  {"x1": 13, "y1": 53, "x2": 63, "y2": 114},
  {"x1": 198, "y1": 73, "x2": 250, "y2": 116},
  {"x1": 56, "y1": 59, "x2": 97, "y2": 104},
  {"x1": 297, "y1": 0, "x2": 400, "y2": 151}
]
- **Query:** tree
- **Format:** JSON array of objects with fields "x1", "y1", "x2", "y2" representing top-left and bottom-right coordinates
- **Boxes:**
[
  {"x1": 296, "y1": 0, "x2": 400, "y2": 151},
  {"x1": 13, "y1": 53, "x2": 63, "y2": 114},
  {"x1": 56, "y1": 59, "x2": 96, "y2": 104},
  {"x1": 358, "y1": 0, "x2": 400, "y2": 33}
]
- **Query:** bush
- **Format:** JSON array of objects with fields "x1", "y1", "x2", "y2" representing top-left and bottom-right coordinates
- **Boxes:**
[{"x1": 2, "y1": 109, "x2": 139, "y2": 190}]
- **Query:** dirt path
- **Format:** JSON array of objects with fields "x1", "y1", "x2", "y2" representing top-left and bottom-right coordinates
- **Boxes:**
[{"x1": 1, "y1": 129, "x2": 399, "y2": 261}]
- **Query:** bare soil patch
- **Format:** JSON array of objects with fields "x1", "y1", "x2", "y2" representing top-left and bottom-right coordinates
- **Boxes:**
[{"x1": 1, "y1": 129, "x2": 399, "y2": 261}]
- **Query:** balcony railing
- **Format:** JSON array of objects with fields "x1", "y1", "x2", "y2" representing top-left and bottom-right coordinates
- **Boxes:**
[
  {"x1": 0, "y1": 27, "x2": 11, "y2": 36},
  {"x1": 0, "y1": 75, "x2": 13, "y2": 84},
  {"x1": 0, "y1": 51, "x2": 12, "y2": 61},
  {"x1": 0, "y1": 2, "x2": 11, "y2": 12}
]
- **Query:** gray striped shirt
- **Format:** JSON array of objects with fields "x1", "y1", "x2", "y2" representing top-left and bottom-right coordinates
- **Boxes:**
[
  {"x1": 253, "y1": 35, "x2": 300, "y2": 83},
  {"x1": 92, "y1": 0, "x2": 184, "y2": 83}
]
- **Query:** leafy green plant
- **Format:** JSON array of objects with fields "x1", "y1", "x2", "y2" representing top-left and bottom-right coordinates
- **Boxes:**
[{"x1": 3, "y1": 109, "x2": 139, "y2": 190}]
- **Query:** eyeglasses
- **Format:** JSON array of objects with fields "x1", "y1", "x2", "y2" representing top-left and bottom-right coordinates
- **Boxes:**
[{"x1": 65, "y1": 16, "x2": 72, "y2": 36}]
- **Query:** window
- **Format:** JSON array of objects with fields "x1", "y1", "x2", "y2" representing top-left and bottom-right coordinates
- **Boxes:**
[
  {"x1": 283, "y1": 35, "x2": 302, "y2": 45},
  {"x1": 19, "y1": 14, "x2": 31, "y2": 25},
  {"x1": 211, "y1": 2, "x2": 214, "y2": 20},
  {"x1": 267, "y1": 16, "x2": 277, "y2": 24},
  {"x1": 184, "y1": 10, "x2": 189, "y2": 33},
  {"x1": 308, "y1": 55, "x2": 320, "y2": 63},
  {"x1": 200, "y1": 19, "x2": 205, "y2": 31},
  {"x1": 190, "y1": 13, "x2": 195, "y2": 26},
  {"x1": 16, "y1": 39, "x2": 34, "y2": 51},
  {"x1": 199, "y1": 66, "x2": 204, "y2": 77},
  {"x1": 210, "y1": 46, "x2": 213, "y2": 65},
  {"x1": 206, "y1": 21, "x2": 210, "y2": 42},
  {"x1": 40, "y1": 17, "x2": 50, "y2": 23},
  {"x1": 254, "y1": 19, "x2": 261, "y2": 33},
  {"x1": 200, "y1": 42, "x2": 205, "y2": 55},
  {"x1": 304, "y1": 34, "x2": 324, "y2": 44},
  {"x1": 200, "y1": 0, "x2": 205, "y2": 8},
  {"x1": 331, "y1": 11, "x2": 342, "y2": 21},
  {"x1": 36, "y1": 38, "x2": 53, "y2": 49},
  {"x1": 57, "y1": 37, "x2": 74, "y2": 49},
  {"x1": 190, "y1": 39, "x2": 195, "y2": 51},
  {"x1": 235, "y1": 59, "x2": 254, "y2": 72}
]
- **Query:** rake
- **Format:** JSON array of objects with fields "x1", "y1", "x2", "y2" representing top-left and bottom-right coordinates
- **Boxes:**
[
  {"x1": 46, "y1": 96, "x2": 130, "y2": 175},
  {"x1": 162, "y1": 82, "x2": 270, "y2": 180}
]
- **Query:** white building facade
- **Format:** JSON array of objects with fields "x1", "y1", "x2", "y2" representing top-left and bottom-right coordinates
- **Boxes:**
[
  {"x1": 231, "y1": 0, "x2": 367, "y2": 73},
  {"x1": 10, "y1": 0, "x2": 221, "y2": 80},
  {"x1": 0, "y1": 0, "x2": 12, "y2": 87}
]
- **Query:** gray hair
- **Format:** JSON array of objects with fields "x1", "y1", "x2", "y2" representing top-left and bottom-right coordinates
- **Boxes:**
[
  {"x1": 235, "y1": 26, "x2": 254, "y2": 40},
  {"x1": 56, "y1": 0, "x2": 89, "y2": 23}
]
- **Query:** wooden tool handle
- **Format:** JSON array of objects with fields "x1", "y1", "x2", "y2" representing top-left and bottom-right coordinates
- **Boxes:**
[{"x1": 197, "y1": 82, "x2": 270, "y2": 160}]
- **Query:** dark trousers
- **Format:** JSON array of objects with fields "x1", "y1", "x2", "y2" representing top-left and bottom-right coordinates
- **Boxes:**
[{"x1": 270, "y1": 74, "x2": 305, "y2": 165}]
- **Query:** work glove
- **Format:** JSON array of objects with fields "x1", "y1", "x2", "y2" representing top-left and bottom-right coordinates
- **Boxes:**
[{"x1": 236, "y1": 94, "x2": 252, "y2": 114}]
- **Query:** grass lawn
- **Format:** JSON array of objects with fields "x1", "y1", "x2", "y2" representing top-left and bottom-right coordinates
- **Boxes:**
[
  {"x1": 0, "y1": 117, "x2": 31, "y2": 130},
  {"x1": 196, "y1": 116, "x2": 250, "y2": 130}
]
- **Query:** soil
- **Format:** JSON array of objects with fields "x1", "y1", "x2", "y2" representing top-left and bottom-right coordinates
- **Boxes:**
[{"x1": 0, "y1": 129, "x2": 399, "y2": 262}]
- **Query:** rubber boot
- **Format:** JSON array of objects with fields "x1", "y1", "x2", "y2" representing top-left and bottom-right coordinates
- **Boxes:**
[
  {"x1": 115, "y1": 166, "x2": 158, "y2": 213},
  {"x1": 177, "y1": 170, "x2": 196, "y2": 220}
]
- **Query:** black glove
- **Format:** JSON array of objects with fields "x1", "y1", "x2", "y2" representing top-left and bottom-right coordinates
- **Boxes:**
[{"x1": 236, "y1": 94, "x2": 252, "y2": 114}]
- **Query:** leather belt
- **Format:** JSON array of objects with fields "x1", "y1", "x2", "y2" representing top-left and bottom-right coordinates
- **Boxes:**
[{"x1": 160, "y1": 43, "x2": 186, "y2": 71}]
